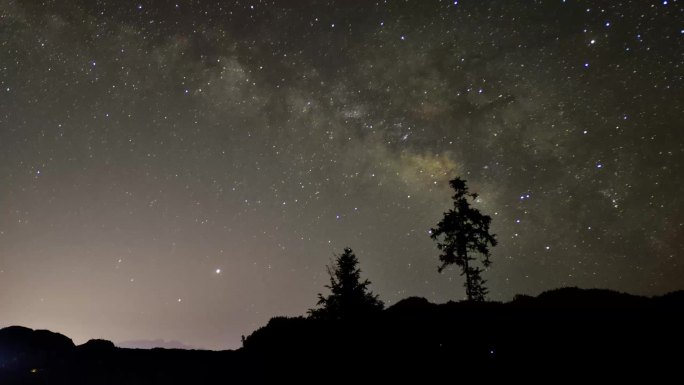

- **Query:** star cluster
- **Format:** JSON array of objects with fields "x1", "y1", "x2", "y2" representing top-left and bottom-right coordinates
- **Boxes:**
[{"x1": 0, "y1": 0, "x2": 682, "y2": 349}]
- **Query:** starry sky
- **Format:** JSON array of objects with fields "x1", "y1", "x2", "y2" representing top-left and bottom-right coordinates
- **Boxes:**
[{"x1": 1, "y1": 0, "x2": 682, "y2": 350}]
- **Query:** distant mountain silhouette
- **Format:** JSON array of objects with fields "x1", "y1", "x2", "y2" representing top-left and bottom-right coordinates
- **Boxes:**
[
  {"x1": 116, "y1": 339, "x2": 197, "y2": 350},
  {"x1": 1, "y1": 288, "x2": 682, "y2": 384},
  {"x1": 0, "y1": 326, "x2": 239, "y2": 385}
]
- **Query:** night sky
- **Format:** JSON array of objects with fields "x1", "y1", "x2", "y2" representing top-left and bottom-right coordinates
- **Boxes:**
[{"x1": 1, "y1": 0, "x2": 682, "y2": 350}]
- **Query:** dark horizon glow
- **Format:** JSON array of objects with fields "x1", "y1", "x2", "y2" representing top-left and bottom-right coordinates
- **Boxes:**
[{"x1": 1, "y1": 0, "x2": 682, "y2": 350}]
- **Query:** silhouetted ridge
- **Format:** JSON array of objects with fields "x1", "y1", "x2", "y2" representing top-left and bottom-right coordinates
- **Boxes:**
[
  {"x1": 0, "y1": 326, "x2": 74, "y2": 353},
  {"x1": 1, "y1": 288, "x2": 682, "y2": 384},
  {"x1": 387, "y1": 295, "x2": 432, "y2": 310},
  {"x1": 0, "y1": 326, "x2": 74, "y2": 381},
  {"x1": 77, "y1": 339, "x2": 116, "y2": 353},
  {"x1": 655, "y1": 289, "x2": 684, "y2": 303},
  {"x1": 241, "y1": 288, "x2": 683, "y2": 381},
  {"x1": 534, "y1": 286, "x2": 646, "y2": 306}
]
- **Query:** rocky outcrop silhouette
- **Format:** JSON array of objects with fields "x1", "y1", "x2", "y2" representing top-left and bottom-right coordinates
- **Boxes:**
[{"x1": 0, "y1": 325, "x2": 74, "y2": 377}]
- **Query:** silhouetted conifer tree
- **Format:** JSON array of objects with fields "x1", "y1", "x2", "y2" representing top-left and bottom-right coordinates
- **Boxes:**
[
  {"x1": 431, "y1": 177, "x2": 497, "y2": 301},
  {"x1": 308, "y1": 247, "x2": 384, "y2": 320}
]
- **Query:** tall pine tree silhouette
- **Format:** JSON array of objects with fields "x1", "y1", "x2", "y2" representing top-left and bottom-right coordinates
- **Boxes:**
[
  {"x1": 308, "y1": 247, "x2": 383, "y2": 320},
  {"x1": 431, "y1": 177, "x2": 497, "y2": 301}
]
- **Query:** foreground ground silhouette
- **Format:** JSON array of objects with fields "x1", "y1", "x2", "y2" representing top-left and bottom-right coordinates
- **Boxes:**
[{"x1": 1, "y1": 287, "x2": 682, "y2": 384}]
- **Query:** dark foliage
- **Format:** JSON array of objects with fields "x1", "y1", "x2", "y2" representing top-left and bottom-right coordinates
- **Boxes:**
[
  {"x1": 431, "y1": 177, "x2": 497, "y2": 301},
  {"x1": 308, "y1": 247, "x2": 384, "y2": 320}
]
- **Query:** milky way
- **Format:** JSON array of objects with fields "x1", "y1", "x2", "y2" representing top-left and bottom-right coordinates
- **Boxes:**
[{"x1": 1, "y1": 0, "x2": 682, "y2": 349}]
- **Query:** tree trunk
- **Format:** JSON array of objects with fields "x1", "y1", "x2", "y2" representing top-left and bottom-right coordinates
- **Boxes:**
[{"x1": 463, "y1": 251, "x2": 472, "y2": 301}]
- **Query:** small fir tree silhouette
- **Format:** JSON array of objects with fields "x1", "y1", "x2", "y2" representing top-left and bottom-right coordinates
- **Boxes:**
[
  {"x1": 430, "y1": 177, "x2": 497, "y2": 301},
  {"x1": 308, "y1": 247, "x2": 384, "y2": 320}
]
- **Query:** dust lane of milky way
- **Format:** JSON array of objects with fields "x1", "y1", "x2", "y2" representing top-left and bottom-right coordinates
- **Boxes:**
[{"x1": 0, "y1": 0, "x2": 681, "y2": 349}]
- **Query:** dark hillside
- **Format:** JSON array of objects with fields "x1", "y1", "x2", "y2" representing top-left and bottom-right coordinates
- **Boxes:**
[{"x1": 1, "y1": 288, "x2": 682, "y2": 384}]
